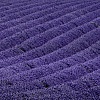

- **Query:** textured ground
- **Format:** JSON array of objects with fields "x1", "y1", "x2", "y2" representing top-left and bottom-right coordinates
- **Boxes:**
[{"x1": 0, "y1": 0, "x2": 100, "y2": 100}]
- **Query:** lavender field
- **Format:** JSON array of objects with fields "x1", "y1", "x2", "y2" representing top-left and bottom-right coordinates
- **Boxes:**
[{"x1": 0, "y1": 0, "x2": 100, "y2": 100}]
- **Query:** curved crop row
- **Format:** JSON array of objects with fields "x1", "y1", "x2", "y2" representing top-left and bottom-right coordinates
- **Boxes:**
[
  {"x1": 0, "y1": 12, "x2": 100, "y2": 68},
  {"x1": 0, "y1": 37, "x2": 100, "y2": 79},
  {"x1": 0, "y1": 2, "x2": 99, "y2": 52},
  {"x1": 0, "y1": 1, "x2": 93, "y2": 33},
  {"x1": 0, "y1": 1, "x2": 66, "y2": 18},
  {"x1": 0, "y1": 15, "x2": 100, "y2": 60},
  {"x1": 0, "y1": 0, "x2": 98, "y2": 31},
  {"x1": 0, "y1": 2, "x2": 81, "y2": 24},
  {"x1": 0, "y1": 55, "x2": 100, "y2": 94}
]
